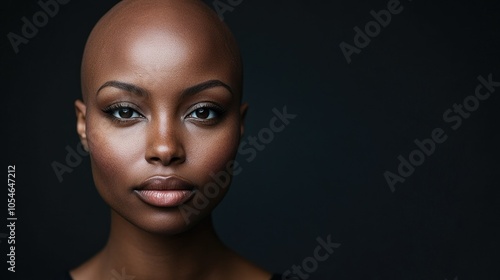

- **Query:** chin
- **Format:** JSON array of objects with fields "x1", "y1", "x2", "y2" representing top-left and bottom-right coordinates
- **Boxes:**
[{"x1": 115, "y1": 204, "x2": 214, "y2": 236}]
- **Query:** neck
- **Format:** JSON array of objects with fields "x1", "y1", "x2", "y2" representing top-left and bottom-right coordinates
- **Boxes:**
[{"x1": 95, "y1": 210, "x2": 231, "y2": 280}]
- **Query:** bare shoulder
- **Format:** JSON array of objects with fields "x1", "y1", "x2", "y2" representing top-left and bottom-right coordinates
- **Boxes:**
[
  {"x1": 68, "y1": 251, "x2": 105, "y2": 280},
  {"x1": 222, "y1": 250, "x2": 273, "y2": 280}
]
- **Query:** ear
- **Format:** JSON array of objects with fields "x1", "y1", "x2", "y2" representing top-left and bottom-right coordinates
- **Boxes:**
[
  {"x1": 239, "y1": 102, "x2": 248, "y2": 138},
  {"x1": 74, "y1": 99, "x2": 89, "y2": 152}
]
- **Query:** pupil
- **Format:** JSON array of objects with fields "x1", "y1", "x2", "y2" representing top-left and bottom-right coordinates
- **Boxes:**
[
  {"x1": 119, "y1": 108, "x2": 133, "y2": 118},
  {"x1": 196, "y1": 108, "x2": 209, "y2": 119}
]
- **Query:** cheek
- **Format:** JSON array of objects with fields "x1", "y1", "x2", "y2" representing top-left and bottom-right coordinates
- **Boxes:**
[
  {"x1": 188, "y1": 121, "x2": 240, "y2": 182},
  {"x1": 185, "y1": 124, "x2": 241, "y2": 215},
  {"x1": 197, "y1": 134, "x2": 238, "y2": 169},
  {"x1": 86, "y1": 118, "x2": 145, "y2": 197}
]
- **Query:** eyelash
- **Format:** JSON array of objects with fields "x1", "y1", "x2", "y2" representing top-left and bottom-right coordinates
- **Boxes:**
[
  {"x1": 103, "y1": 103, "x2": 144, "y2": 123},
  {"x1": 186, "y1": 103, "x2": 225, "y2": 124},
  {"x1": 102, "y1": 102, "x2": 225, "y2": 124}
]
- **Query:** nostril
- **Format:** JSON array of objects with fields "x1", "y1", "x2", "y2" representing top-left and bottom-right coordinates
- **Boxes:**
[
  {"x1": 147, "y1": 155, "x2": 185, "y2": 166},
  {"x1": 148, "y1": 156, "x2": 162, "y2": 162},
  {"x1": 145, "y1": 143, "x2": 186, "y2": 166}
]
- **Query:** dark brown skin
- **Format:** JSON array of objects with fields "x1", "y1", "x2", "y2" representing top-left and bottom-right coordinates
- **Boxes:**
[{"x1": 73, "y1": 0, "x2": 271, "y2": 279}]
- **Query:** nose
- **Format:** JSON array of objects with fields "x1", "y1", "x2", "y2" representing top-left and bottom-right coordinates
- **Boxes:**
[{"x1": 145, "y1": 117, "x2": 186, "y2": 166}]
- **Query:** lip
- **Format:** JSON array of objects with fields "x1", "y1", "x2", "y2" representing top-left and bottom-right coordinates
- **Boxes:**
[{"x1": 134, "y1": 176, "x2": 195, "y2": 207}]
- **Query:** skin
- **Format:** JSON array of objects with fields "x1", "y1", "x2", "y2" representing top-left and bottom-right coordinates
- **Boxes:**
[{"x1": 72, "y1": 0, "x2": 271, "y2": 279}]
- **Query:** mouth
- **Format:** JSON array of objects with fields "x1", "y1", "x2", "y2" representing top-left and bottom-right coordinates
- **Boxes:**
[{"x1": 134, "y1": 176, "x2": 196, "y2": 207}]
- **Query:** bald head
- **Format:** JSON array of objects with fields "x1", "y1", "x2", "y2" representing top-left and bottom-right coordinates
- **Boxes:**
[{"x1": 80, "y1": 0, "x2": 242, "y2": 103}]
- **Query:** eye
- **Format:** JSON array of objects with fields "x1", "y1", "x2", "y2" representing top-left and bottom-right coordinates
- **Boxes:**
[
  {"x1": 187, "y1": 106, "x2": 220, "y2": 120},
  {"x1": 103, "y1": 103, "x2": 143, "y2": 120},
  {"x1": 111, "y1": 107, "x2": 141, "y2": 119}
]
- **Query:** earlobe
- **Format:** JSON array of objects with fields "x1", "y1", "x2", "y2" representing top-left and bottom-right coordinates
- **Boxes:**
[
  {"x1": 239, "y1": 103, "x2": 248, "y2": 137},
  {"x1": 74, "y1": 99, "x2": 89, "y2": 152}
]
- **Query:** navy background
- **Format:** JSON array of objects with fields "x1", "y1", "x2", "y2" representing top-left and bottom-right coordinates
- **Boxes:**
[{"x1": 1, "y1": 0, "x2": 499, "y2": 279}]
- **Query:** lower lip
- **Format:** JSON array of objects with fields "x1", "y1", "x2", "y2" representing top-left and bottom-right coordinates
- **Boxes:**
[{"x1": 135, "y1": 190, "x2": 195, "y2": 207}]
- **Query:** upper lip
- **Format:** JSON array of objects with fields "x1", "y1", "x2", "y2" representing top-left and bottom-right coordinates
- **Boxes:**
[{"x1": 136, "y1": 176, "x2": 194, "y2": 191}]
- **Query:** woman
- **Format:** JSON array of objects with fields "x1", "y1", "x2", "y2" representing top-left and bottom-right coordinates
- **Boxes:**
[{"x1": 59, "y1": 0, "x2": 283, "y2": 279}]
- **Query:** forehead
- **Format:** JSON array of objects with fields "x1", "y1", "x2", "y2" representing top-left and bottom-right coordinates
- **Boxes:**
[{"x1": 81, "y1": 0, "x2": 241, "y2": 99}]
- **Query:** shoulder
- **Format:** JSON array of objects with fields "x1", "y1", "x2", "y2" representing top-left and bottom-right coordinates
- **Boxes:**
[{"x1": 221, "y1": 249, "x2": 274, "y2": 280}]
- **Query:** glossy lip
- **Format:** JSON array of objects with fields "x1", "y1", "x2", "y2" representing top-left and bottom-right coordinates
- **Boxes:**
[{"x1": 134, "y1": 176, "x2": 196, "y2": 207}]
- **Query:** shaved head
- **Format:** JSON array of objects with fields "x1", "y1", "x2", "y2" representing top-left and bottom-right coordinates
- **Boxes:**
[{"x1": 80, "y1": 0, "x2": 242, "y2": 103}]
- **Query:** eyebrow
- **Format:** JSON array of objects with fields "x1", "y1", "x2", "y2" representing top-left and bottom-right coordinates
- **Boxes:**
[
  {"x1": 183, "y1": 80, "x2": 233, "y2": 97},
  {"x1": 97, "y1": 80, "x2": 148, "y2": 97},
  {"x1": 96, "y1": 79, "x2": 233, "y2": 98}
]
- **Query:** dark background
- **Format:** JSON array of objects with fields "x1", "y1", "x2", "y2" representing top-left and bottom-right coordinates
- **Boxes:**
[{"x1": 2, "y1": 0, "x2": 499, "y2": 279}]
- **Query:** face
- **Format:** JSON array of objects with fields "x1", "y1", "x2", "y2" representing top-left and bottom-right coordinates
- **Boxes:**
[{"x1": 75, "y1": 9, "x2": 246, "y2": 234}]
